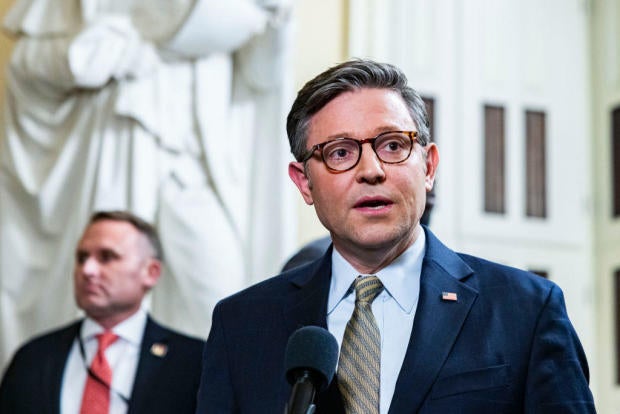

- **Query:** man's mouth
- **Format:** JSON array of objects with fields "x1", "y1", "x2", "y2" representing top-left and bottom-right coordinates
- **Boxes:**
[{"x1": 354, "y1": 197, "x2": 393, "y2": 209}]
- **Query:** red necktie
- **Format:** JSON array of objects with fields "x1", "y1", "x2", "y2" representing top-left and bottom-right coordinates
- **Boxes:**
[{"x1": 80, "y1": 331, "x2": 118, "y2": 414}]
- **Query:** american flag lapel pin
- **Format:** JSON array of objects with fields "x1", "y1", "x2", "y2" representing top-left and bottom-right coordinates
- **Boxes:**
[
  {"x1": 150, "y1": 343, "x2": 168, "y2": 357},
  {"x1": 442, "y1": 291, "x2": 458, "y2": 301}
]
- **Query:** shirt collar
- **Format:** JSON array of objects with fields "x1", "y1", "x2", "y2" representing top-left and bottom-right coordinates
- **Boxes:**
[
  {"x1": 81, "y1": 308, "x2": 147, "y2": 347},
  {"x1": 328, "y1": 230, "x2": 426, "y2": 314}
]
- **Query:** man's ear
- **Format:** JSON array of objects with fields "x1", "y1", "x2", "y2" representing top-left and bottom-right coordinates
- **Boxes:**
[
  {"x1": 288, "y1": 162, "x2": 314, "y2": 205},
  {"x1": 424, "y1": 143, "x2": 439, "y2": 192},
  {"x1": 144, "y1": 259, "x2": 162, "y2": 289}
]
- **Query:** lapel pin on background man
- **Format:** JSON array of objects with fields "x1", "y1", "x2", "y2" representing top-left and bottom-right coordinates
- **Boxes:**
[
  {"x1": 195, "y1": 59, "x2": 595, "y2": 413},
  {"x1": 0, "y1": 211, "x2": 206, "y2": 414}
]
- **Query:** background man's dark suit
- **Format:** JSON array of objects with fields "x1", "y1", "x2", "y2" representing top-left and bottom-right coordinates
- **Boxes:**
[
  {"x1": 197, "y1": 227, "x2": 594, "y2": 413},
  {"x1": 281, "y1": 236, "x2": 331, "y2": 271},
  {"x1": 0, "y1": 316, "x2": 205, "y2": 414}
]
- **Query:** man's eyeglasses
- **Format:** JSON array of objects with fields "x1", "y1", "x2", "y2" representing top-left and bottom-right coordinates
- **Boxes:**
[{"x1": 301, "y1": 130, "x2": 418, "y2": 172}]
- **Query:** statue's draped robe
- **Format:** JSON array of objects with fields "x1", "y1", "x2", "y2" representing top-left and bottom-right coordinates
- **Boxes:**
[{"x1": 0, "y1": 0, "x2": 296, "y2": 368}]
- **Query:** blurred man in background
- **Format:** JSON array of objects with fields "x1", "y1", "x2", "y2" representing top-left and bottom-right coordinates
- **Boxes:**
[{"x1": 0, "y1": 211, "x2": 205, "y2": 413}]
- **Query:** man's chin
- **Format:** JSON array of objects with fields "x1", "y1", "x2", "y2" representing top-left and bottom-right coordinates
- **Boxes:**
[
  {"x1": 350, "y1": 228, "x2": 417, "y2": 254},
  {"x1": 353, "y1": 233, "x2": 402, "y2": 250},
  {"x1": 77, "y1": 298, "x2": 107, "y2": 316}
]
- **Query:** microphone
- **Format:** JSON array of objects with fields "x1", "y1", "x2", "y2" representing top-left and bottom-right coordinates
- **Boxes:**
[{"x1": 284, "y1": 326, "x2": 339, "y2": 414}]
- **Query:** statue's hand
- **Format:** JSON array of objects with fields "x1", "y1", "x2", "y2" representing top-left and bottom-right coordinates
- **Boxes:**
[{"x1": 68, "y1": 16, "x2": 160, "y2": 88}]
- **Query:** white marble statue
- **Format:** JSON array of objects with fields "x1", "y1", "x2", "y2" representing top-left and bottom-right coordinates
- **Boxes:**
[{"x1": 0, "y1": 0, "x2": 296, "y2": 369}]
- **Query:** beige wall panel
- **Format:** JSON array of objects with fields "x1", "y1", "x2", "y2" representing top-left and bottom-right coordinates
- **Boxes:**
[{"x1": 292, "y1": 0, "x2": 348, "y2": 246}]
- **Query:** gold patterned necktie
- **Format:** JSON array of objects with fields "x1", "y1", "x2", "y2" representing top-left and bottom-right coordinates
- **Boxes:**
[{"x1": 337, "y1": 275, "x2": 384, "y2": 414}]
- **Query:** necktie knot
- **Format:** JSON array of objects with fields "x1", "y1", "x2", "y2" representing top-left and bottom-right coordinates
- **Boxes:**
[
  {"x1": 354, "y1": 275, "x2": 383, "y2": 304},
  {"x1": 96, "y1": 331, "x2": 118, "y2": 352}
]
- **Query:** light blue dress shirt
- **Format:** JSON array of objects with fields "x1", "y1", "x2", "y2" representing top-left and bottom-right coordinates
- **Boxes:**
[{"x1": 327, "y1": 231, "x2": 425, "y2": 414}]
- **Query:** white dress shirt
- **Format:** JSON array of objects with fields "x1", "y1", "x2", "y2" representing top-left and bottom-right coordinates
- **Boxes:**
[
  {"x1": 327, "y1": 231, "x2": 425, "y2": 414},
  {"x1": 61, "y1": 309, "x2": 147, "y2": 414}
]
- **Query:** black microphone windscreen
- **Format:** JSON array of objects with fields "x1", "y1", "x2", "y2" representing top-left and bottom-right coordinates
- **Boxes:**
[{"x1": 284, "y1": 326, "x2": 339, "y2": 389}]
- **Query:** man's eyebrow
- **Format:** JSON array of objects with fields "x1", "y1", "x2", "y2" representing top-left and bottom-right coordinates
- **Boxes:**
[
  {"x1": 103, "y1": 247, "x2": 126, "y2": 258},
  {"x1": 318, "y1": 131, "x2": 353, "y2": 141},
  {"x1": 324, "y1": 126, "x2": 410, "y2": 140}
]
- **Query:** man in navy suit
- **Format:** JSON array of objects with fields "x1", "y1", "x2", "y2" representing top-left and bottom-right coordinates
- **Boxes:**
[
  {"x1": 196, "y1": 59, "x2": 595, "y2": 413},
  {"x1": 0, "y1": 211, "x2": 205, "y2": 413}
]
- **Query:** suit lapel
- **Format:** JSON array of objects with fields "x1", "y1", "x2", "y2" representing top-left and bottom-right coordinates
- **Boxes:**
[
  {"x1": 46, "y1": 322, "x2": 81, "y2": 414},
  {"x1": 282, "y1": 247, "x2": 345, "y2": 412},
  {"x1": 128, "y1": 317, "x2": 168, "y2": 414},
  {"x1": 388, "y1": 229, "x2": 478, "y2": 414},
  {"x1": 283, "y1": 248, "x2": 333, "y2": 333}
]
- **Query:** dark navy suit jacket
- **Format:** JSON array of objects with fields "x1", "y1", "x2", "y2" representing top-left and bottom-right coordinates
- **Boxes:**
[
  {"x1": 196, "y1": 227, "x2": 595, "y2": 413},
  {"x1": 0, "y1": 316, "x2": 205, "y2": 414}
]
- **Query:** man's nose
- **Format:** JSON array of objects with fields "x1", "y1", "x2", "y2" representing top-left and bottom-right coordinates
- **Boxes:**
[
  {"x1": 80, "y1": 257, "x2": 99, "y2": 276},
  {"x1": 355, "y1": 143, "x2": 386, "y2": 183}
]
